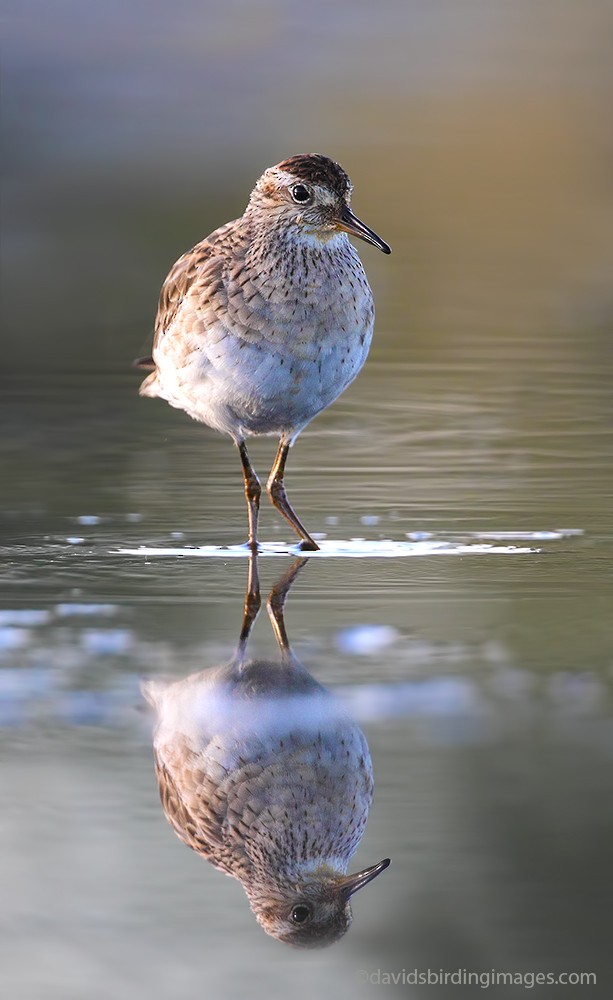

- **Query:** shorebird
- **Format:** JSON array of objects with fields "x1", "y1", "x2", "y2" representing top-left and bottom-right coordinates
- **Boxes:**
[
  {"x1": 142, "y1": 557, "x2": 390, "y2": 946},
  {"x1": 136, "y1": 153, "x2": 390, "y2": 550}
]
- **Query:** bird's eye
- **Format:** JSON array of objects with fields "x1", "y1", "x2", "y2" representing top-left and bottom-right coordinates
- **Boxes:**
[
  {"x1": 291, "y1": 184, "x2": 311, "y2": 204},
  {"x1": 291, "y1": 904, "x2": 312, "y2": 924}
]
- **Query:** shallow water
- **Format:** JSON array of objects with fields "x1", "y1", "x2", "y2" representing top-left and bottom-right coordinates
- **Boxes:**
[
  {"x1": 3, "y1": 1, "x2": 613, "y2": 996},
  {"x1": 2, "y1": 352, "x2": 613, "y2": 998}
]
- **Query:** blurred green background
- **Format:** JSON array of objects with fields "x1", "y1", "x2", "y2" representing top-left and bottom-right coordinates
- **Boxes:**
[{"x1": 2, "y1": 2, "x2": 613, "y2": 999}]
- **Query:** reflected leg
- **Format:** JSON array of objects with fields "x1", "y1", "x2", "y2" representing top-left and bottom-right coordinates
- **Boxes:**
[
  {"x1": 237, "y1": 440, "x2": 261, "y2": 551},
  {"x1": 266, "y1": 441, "x2": 320, "y2": 551},
  {"x1": 237, "y1": 552, "x2": 261, "y2": 655},
  {"x1": 266, "y1": 557, "x2": 309, "y2": 655}
]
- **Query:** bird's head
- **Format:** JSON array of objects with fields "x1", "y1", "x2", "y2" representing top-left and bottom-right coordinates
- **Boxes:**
[
  {"x1": 245, "y1": 857, "x2": 390, "y2": 948},
  {"x1": 248, "y1": 153, "x2": 391, "y2": 254}
]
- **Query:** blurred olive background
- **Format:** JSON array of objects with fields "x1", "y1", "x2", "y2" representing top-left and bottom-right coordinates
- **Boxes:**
[
  {"x1": 3, "y1": 0, "x2": 613, "y2": 374},
  {"x1": 2, "y1": 1, "x2": 613, "y2": 999}
]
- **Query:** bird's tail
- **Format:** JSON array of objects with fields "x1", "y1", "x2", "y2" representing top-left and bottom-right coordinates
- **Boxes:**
[
  {"x1": 140, "y1": 675, "x2": 173, "y2": 708},
  {"x1": 133, "y1": 355, "x2": 155, "y2": 371},
  {"x1": 133, "y1": 357, "x2": 160, "y2": 398},
  {"x1": 138, "y1": 371, "x2": 161, "y2": 398}
]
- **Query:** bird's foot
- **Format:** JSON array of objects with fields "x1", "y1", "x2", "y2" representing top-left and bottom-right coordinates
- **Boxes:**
[{"x1": 297, "y1": 538, "x2": 320, "y2": 552}]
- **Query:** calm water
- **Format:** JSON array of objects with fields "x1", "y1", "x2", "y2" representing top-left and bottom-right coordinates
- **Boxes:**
[
  {"x1": 3, "y1": 1, "x2": 613, "y2": 997},
  {"x1": 2, "y1": 350, "x2": 613, "y2": 998}
]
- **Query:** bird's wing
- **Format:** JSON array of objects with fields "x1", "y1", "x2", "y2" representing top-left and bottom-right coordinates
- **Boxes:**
[
  {"x1": 152, "y1": 219, "x2": 239, "y2": 352},
  {"x1": 153, "y1": 743, "x2": 239, "y2": 876}
]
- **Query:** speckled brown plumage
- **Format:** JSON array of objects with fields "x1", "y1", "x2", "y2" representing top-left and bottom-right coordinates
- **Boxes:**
[
  {"x1": 150, "y1": 664, "x2": 373, "y2": 887},
  {"x1": 142, "y1": 557, "x2": 390, "y2": 947},
  {"x1": 138, "y1": 153, "x2": 390, "y2": 550}
]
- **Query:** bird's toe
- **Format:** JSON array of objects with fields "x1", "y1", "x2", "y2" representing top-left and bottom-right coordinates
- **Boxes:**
[{"x1": 297, "y1": 539, "x2": 320, "y2": 552}]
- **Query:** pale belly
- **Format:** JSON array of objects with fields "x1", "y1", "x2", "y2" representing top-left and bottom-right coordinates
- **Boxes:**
[
  {"x1": 154, "y1": 317, "x2": 374, "y2": 443},
  {"x1": 150, "y1": 232, "x2": 376, "y2": 443}
]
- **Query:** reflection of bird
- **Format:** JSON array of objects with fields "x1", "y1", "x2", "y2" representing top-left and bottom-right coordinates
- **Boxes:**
[
  {"x1": 136, "y1": 153, "x2": 390, "y2": 551},
  {"x1": 142, "y1": 557, "x2": 389, "y2": 947}
]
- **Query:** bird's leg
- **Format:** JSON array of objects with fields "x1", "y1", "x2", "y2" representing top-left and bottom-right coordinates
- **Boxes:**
[
  {"x1": 237, "y1": 552, "x2": 261, "y2": 656},
  {"x1": 266, "y1": 557, "x2": 309, "y2": 655},
  {"x1": 237, "y1": 440, "x2": 261, "y2": 552},
  {"x1": 266, "y1": 441, "x2": 320, "y2": 551}
]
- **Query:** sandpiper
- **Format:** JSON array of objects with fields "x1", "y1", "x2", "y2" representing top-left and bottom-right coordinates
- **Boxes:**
[
  {"x1": 136, "y1": 153, "x2": 390, "y2": 550},
  {"x1": 142, "y1": 557, "x2": 390, "y2": 947}
]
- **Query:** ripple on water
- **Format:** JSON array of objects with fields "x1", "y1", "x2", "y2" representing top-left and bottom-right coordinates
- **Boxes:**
[{"x1": 116, "y1": 529, "x2": 582, "y2": 559}]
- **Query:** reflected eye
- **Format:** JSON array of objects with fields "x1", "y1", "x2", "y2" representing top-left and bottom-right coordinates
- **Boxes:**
[
  {"x1": 291, "y1": 184, "x2": 311, "y2": 204},
  {"x1": 291, "y1": 904, "x2": 311, "y2": 924}
]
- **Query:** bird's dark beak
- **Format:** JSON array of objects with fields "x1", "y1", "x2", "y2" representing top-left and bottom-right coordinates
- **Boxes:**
[
  {"x1": 336, "y1": 206, "x2": 391, "y2": 254},
  {"x1": 340, "y1": 858, "x2": 391, "y2": 898}
]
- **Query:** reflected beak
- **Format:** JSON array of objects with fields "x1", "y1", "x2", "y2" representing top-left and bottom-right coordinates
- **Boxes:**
[
  {"x1": 340, "y1": 858, "x2": 391, "y2": 898},
  {"x1": 336, "y1": 205, "x2": 391, "y2": 254}
]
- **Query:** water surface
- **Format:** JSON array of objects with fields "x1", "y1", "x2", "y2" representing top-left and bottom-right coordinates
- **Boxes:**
[{"x1": 2, "y1": 1, "x2": 613, "y2": 996}]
